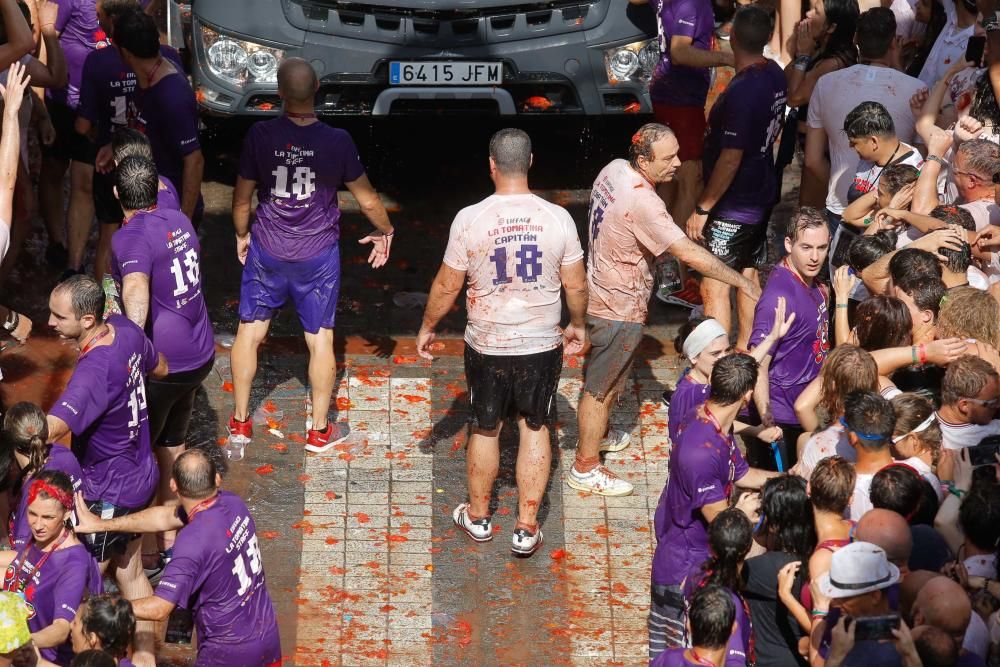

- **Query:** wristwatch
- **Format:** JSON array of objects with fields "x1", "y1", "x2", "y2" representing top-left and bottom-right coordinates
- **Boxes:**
[
  {"x1": 924, "y1": 154, "x2": 948, "y2": 167},
  {"x1": 695, "y1": 205, "x2": 711, "y2": 216}
]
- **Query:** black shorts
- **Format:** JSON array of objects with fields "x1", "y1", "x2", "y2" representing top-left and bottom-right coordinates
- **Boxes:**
[
  {"x1": 44, "y1": 99, "x2": 97, "y2": 164},
  {"x1": 464, "y1": 345, "x2": 562, "y2": 431},
  {"x1": 147, "y1": 357, "x2": 214, "y2": 447},
  {"x1": 93, "y1": 168, "x2": 123, "y2": 225},
  {"x1": 82, "y1": 499, "x2": 143, "y2": 562},
  {"x1": 703, "y1": 217, "x2": 768, "y2": 271}
]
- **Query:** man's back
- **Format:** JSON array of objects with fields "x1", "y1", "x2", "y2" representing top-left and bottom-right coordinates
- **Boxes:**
[
  {"x1": 157, "y1": 491, "x2": 280, "y2": 658},
  {"x1": 111, "y1": 208, "x2": 213, "y2": 373},
  {"x1": 808, "y1": 64, "x2": 925, "y2": 215},
  {"x1": 586, "y1": 159, "x2": 684, "y2": 324},
  {"x1": 442, "y1": 193, "x2": 582, "y2": 355},
  {"x1": 648, "y1": 0, "x2": 715, "y2": 106},
  {"x1": 239, "y1": 117, "x2": 365, "y2": 262}
]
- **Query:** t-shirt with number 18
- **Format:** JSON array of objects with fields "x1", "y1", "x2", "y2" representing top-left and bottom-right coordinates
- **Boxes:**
[
  {"x1": 442, "y1": 193, "x2": 584, "y2": 356},
  {"x1": 110, "y1": 208, "x2": 214, "y2": 374},
  {"x1": 238, "y1": 117, "x2": 366, "y2": 262}
]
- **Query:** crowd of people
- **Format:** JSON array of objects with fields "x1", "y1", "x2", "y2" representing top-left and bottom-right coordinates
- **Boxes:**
[{"x1": 4, "y1": 0, "x2": 1000, "y2": 662}]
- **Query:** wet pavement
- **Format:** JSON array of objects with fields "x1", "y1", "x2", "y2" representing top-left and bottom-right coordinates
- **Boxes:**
[{"x1": 0, "y1": 100, "x2": 803, "y2": 664}]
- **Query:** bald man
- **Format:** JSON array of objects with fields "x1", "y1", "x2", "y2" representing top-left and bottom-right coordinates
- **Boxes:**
[
  {"x1": 855, "y1": 508, "x2": 913, "y2": 576},
  {"x1": 229, "y1": 58, "x2": 395, "y2": 453},
  {"x1": 911, "y1": 576, "x2": 988, "y2": 666}
]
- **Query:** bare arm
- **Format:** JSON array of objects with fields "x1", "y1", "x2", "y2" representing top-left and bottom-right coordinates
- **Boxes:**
[
  {"x1": 841, "y1": 188, "x2": 879, "y2": 227},
  {"x1": 131, "y1": 595, "x2": 175, "y2": 622},
  {"x1": 669, "y1": 237, "x2": 760, "y2": 299},
  {"x1": 45, "y1": 414, "x2": 70, "y2": 444},
  {"x1": 121, "y1": 273, "x2": 150, "y2": 328},
  {"x1": 701, "y1": 497, "x2": 730, "y2": 524},
  {"x1": 232, "y1": 176, "x2": 255, "y2": 263},
  {"x1": 0, "y1": 60, "x2": 29, "y2": 235},
  {"x1": 0, "y1": 0, "x2": 34, "y2": 73},
  {"x1": 560, "y1": 259, "x2": 587, "y2": 327},
  {"x1": 670, "y1": 35, "x2": 733, "y2": 69},
  {"x1": 30, "y1": 619, "x2": 70, "y2": 649},
  {"x1": 912, "y1": 129, "x2": 953, "y2": 215},
  {"x1": 180, "y1": 150, "x2": 204, "y2": 220},
  {"x1": 416, "y1": 264, "x2": 466, "y2": 360},
  {"x1": 786, "y1": 58, "x2": 840, "y2": 108},
  {"x1": 151, "y1": 352, "x2": 168, "y2": 380},
  {"x1": 32, "y1": 10, "x2": 66, "y2": 90},
  {"x1": 688, "y1": 148, "x2": 743, "y2": 240},
  {"x1": 794, "y1": 376, "x2": 823, "y2": 433},
  {"x1": 74, "y1": 492, "x2": 184, "y2": 534},
  {"x1": 802, "y1": 126, "x2": 830, "y2": 209},
  {"x1": 344, "y1": 173, "x2": 393, "y2": 234},
  {"x1": 736, "y1": 467, "x2": 781, "y2": 489}
]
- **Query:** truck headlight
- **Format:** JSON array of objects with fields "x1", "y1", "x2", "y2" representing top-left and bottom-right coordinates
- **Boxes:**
[
  {"x1": 604, "y1": 39, "x2": 661, "y2": 83},
  {"x1": 201, "y1": 26, "x2": 284, "y2": 86}
]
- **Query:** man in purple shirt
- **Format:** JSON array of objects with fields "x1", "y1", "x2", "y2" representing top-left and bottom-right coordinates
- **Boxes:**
[
  {"x1": 75, "y1": 449, "x2": 282, "y2": 667},
  {"x1": 43, "y1": 274, "x2": 165, "y2": 666},
  {"x1": 686, "y1": 6, "x2": 788, "y2": 352},
  {"x1": 111, "y1": 155, "x2": 214, "y2": 566},
  {"x1": 105, "y1": 10, "x2": 202, "y2": 222},
  {"x1": 229, "y1": 58, "x2": 395, "y2": 453},
  {"x1": 651, "y1": 585, "x2": 737, "y2": 666},
  {"x1": 748, "y1": 208, "x2": 831, "y2": 469},
  {"x1": 40, "y1": 0, "x2": 102, "y2": 276},
  {"x1": 76, "y1": 0, "x2": 181, "y2": 281},
  {"x1": 649, "y1": 0, "x2": 732, "y2": 231},
  {"x1": 649, "y1": 353, "x2": 777, "y2": 656}
]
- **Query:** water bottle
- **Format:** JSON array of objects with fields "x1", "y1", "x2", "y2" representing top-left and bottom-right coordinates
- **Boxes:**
[{"x1": 224, "y1": 434, "x2": 247, "y2": 461}]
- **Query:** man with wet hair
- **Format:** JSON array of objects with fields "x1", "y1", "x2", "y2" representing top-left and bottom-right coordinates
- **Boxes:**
[
  {"x1": 229, "y1": 58, "x2": 394, "y2": 454},
  {"x1": 567, "y1": 123, "x2": 760, "y2": 497},
  {"x1": 417, "y1": 128, "x2": 587, "y2": 557}
]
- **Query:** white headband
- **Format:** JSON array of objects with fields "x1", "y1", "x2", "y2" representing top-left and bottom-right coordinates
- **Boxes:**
[
  {"x1": 682, "y1": 319, "x2": 728, "y2": 362},
  {"x1": 891, "y1": 412, "x2": 936, "y2": 444}
]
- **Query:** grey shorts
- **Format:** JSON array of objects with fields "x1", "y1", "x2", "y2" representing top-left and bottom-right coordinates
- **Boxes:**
[
  {"x1": 649, "y1": 583, "x2": 687, "y2": 660},
  {"x1": 583, "y1": 316, "x2": 643, "y2": 401}
]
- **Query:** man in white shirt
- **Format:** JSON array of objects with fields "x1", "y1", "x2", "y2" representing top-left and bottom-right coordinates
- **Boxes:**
[
  {"x1": 936, "y1": 355, "x2": 1000, "y2": 449},
  {"x1": 417, "y1": 128, "x2": 588, "y2": 557},
  {"x1": 805, "y1": 8, "x2": 926, "y2": 238},
  {"x1": 917, "y1": 0, "x2": 977, "y2": 87}
]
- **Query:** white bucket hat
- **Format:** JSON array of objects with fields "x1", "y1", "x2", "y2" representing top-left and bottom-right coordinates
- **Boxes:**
[{"x1": 815, "y1": 541, "x2": 901, "y2": 599}]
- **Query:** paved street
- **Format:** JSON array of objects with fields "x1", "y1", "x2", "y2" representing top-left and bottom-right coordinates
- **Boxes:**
[{"x1": 0, "y1": 107, "x2": 801, "y2": 664}]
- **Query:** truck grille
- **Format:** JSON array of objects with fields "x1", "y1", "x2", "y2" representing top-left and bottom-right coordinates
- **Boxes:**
[{"x1": 293, "y1": 0, "x2": 601, "y2": 41}]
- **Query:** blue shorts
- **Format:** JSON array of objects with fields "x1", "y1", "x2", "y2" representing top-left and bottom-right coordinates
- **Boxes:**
[{"x1": 239, "y1": 241, "x2": 341, "y2": 334}]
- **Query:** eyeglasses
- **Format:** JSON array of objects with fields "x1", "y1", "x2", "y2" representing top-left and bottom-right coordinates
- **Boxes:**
[
  {"x1": 954, "y1": 168, "x2": 988, "y2": 182},
  {"x1": 963, "y1": 397, "x2": 1000, "y2": 409}
]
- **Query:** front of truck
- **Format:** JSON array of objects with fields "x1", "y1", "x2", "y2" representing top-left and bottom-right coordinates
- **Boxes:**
[{"x1": 177, "y1": 0, "x2": 658, "y2": 117}]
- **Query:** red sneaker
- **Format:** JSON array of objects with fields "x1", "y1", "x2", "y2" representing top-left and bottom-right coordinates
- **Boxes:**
[
  {"x1": 305, "y1": 422, "x2": 350, "y2": 453},
  {"x1": 228, "y1": 414, "x2": 252, "y2": 441}
]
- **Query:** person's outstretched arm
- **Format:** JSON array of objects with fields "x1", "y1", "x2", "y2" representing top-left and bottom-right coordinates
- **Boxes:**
[{"x1": 0, "y1": 59, "x2": 29, "y2": 254}]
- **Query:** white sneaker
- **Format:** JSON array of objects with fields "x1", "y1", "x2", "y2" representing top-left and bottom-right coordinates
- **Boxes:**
[
  {"x1": 453, "y1": 503, "x2": 493, "y2": 542},
  {"x1": 511, "y1": 526, "x2": 543, "y2": 557},
  {"x1": 565, "y1": 464, "x2": 634, "y2": 496},
  {"x1": 598, "y1": 429, "x2": 631, "y2": 453}
]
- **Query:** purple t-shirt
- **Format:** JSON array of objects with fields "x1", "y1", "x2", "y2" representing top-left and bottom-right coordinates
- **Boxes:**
[
  {"x1": 682, "y1": 580, "x2": 753, "y2": 667},
  {"x1": 703, "y1": 61, "x2": 788, "y2": 224},
  {"x1": 238, "y1": 117, "x2": 366, "y2": 262},
  {"x1": 648, "y1": 0, "x2": 716, "y2": 107},
  {"x1": 10, "y1": 447, "x2": 84, "y2": 551},
  {"x1": 155, "y1": 491, "x2": 280, "y2": 666},
  {"x1": 652, "y1": 415, "x2": 749, "y2": 587},
  {"x1": 111, "y1": 208, "x2": 214, "y2": 373},
  {"x1": 158, "y1": 175, "x2": 180, "y2": 211},
  {"x1": 78, "y1": 43, "x2": 183, "y2": 144},
  {"x1": 669, "y1": 373, "x2": 710, "y2": 445},
  {"x1": 749, "y1": 264, "x2": 829, "y2": 425},
  {"x1": 50, "y1": 0, "x2": 103, "y2": 109},
  {"x1": 3, "y1": 543, "x2": 102, "y2": 665},
  {"x1": 128, "y1": 72, "x2": 200, "y2": 190},
  {"x1": 651, "y1": 648, "x2": 702, "y2": 666},
  {"x1": 49, "y1": 315, "x2": 159, "y2": 509}
]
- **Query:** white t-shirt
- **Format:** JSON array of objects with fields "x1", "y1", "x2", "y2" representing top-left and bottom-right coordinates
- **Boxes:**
[
  {"x1": 849, "y1": 471, "x2": 876, "y2": 521},
  {"x1": 964, "y1": 552, "x2": 998, "y2": 578},
  {"x1": 918, "y1": 0, "x2": 975, "y2": 87},
  {"x1": 902, "y1": 456, "x2": 944, "y2": 501},
  {"x1": 791, "y1": 422, "x2": 852, "y2": 479},
  {"x1": 892, "y1": 0, "x2": 927, "y2": 42},
  {"x1": 960, "y1": 199, "x2": 1000, "y2": 232},
  {"x1": 936, "y1": 412, "x2": 1000, "y2": 449},
  {"x1": 846, "y1": 144, "x2": 924, "y2": 204},
  {"x1": 808, "y1": 65, "x2": 926, "y2": 215},
  {"x1": 442, "y1": 193, "x2": 584, "y2": 356}
]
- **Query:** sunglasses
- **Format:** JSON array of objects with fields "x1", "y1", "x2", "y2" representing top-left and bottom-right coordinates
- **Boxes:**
[{"x1": 963, "y1": 397, "x2": 1000, "y2": 409}]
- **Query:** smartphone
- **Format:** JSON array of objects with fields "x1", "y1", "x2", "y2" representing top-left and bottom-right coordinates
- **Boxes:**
[
  {"x1": 966, "y1": 35, "x2": 986, "y2": 68},
  {"x1": 853, "y1": 613, "x2": 900, "y2": 641},
  {"x1": 968, "y1": 435, "x2": 1000, "y2": 466}
]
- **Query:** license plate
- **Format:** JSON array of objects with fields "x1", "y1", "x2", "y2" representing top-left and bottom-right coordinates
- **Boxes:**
[{"x1": 389, "y1": 61, "x2": 502, "y2": 86}]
